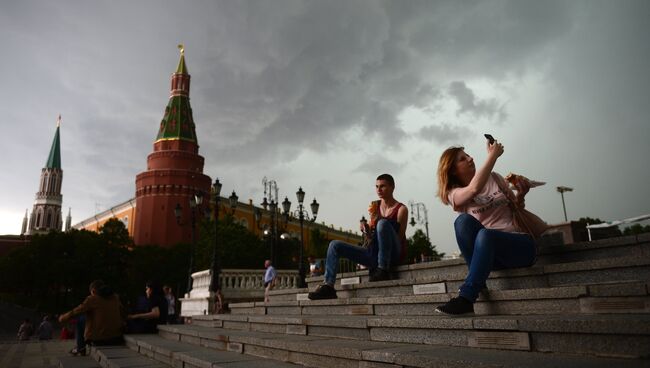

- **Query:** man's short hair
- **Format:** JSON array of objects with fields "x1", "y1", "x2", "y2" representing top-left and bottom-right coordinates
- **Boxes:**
[
  {"x1": 89, "y1": 280, "x2": 105, "y2": 292},
  {"x1": 376, "y1": 174, "x2": 395, "y2": 187}
]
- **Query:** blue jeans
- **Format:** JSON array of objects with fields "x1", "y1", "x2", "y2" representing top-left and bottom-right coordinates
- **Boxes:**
[
  {"x1": 455, "y1": 214, "x2": 536, "y2": 302},
  {"x1": 75, "y1": 315, "x2": 85, "y2": 350},
  {"x1": 324, "y1": 219, "x2": 400, "y2": 285}
]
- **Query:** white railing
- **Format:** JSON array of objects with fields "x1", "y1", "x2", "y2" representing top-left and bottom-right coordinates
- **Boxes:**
[
  {"x1": 180, "y1": 268, "x2": 299, "y2": 317},
  {"x1": 220, "y1": 268, "x2": 299, "y2": 291}
]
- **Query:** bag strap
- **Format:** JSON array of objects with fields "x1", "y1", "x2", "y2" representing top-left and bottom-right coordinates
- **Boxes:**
[{"x1": 492, "y1": 172, "x2": 517, "y2": 207}]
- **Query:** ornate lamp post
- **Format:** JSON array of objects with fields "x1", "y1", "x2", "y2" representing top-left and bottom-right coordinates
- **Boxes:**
[
  {"x1": 175, "y1": 192, "x2": 204, "y2": 294},
  {"x1": 209, "y1": 179, "x2": 223, "y2": 298},
  {"x1": 259, "y1": 177, "x2": 280, "y2": 265},
  {"x1": 283, "y1": 187, "x2": 319, "y2": 288},
  {"x1": 209, "y1": 180, "x2": 237, "y2": 314},
  {"x1": 408, "y1": 201, "x2": 430, "y2": 241}
]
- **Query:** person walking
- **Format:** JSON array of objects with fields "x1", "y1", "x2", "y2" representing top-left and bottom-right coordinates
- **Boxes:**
[{"x1": 263, "y1": 260, "x2": 277, "y2": 303}]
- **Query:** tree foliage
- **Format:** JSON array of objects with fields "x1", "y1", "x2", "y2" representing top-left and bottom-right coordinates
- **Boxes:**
[
  {"x1": 407, "y1": 229, "x2": 445, "y2": 263},
  {"x1": 623, "y1": 223, "x2": 650, "y2": 235}
]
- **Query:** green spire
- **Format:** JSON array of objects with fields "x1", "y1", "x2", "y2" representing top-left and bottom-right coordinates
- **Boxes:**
[
  {"x1": 155, "y1": 46, "x2": 197, "y2": 143},
  {"x1": 176, "y1": 44, "x2": 188, "y2": 74},
  {"x1": 45, "y1": 115, "x2": 61, "y2": 169},
  {"x1": 155, "y1": 96, "x2": 197, "y2": 143}
]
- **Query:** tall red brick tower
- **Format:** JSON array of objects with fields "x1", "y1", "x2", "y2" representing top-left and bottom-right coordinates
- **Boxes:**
[{"x1": 134, "y1": 46, "x2": 211, "y2": 246}]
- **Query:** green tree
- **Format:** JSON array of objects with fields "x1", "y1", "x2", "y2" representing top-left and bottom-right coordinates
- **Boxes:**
[
  {"x1": 194, "y1": 215, "x2": 267, "y2": 270},
  {"x1": 623, "y1": 223, "x2": 650, "y2": 235},
  {"x1": 308, "y1": 228, "x2": 329, "y2": 258},
  {"x1": 407, "y1": 229, "x2": 445, "y2": 264},
  {"x1": 99, "y1": 218, "x2": 132, "y2": 247}
]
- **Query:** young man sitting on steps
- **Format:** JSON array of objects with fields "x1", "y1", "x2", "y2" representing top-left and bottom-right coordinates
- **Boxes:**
[{"x1": 308, "y1": 174, "x2": 408, "y2": 300}]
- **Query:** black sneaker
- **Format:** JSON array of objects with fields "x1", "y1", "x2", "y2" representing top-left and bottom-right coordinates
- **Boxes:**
[
  {"x1": 435, "y1": 296, "x2": 474, "y2": 316},
  {"x1": 368, "y1": 268, "x2": 391, "y2": 282},
  {"x1": 308, "y1": 284, "x2": 337, "y2": 300}
]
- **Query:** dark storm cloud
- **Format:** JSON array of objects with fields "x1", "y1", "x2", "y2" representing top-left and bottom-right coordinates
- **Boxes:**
[
  {"x1": 194, "y1": 0, "x2": 576, "y2": 166},
  {"x1": 448, "y1": 81, "x2": 506, "y2": 122}
]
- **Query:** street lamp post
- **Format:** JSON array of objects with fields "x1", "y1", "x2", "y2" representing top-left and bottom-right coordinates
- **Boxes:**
[
  {"x1": 408, "y1": 201, "x2": 430, "y2": 241},
  {"x1": 556, "y1": 186, "x2": 574, "y2": 222},
  {"x1": 283, "y1": 187, "x2": 319, "y2": 289},
  {"x1": 260, "y1": 177, "x2": 280, "y2": 265},
  {"x1": 209, "y1": 179, "x2": 223, "y2": 299},
  {"x1": 208, "y1": 180, "x2": 238, "y2": 314},
  {"x1": 175, "y1": 192, "x2": 204, "y2": 295}
]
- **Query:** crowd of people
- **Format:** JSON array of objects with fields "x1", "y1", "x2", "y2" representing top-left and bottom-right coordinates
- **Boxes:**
[
  {"x1": 18, "y1": 137, "x2": 547, "y2": 354},
  {"x1": 16, "y1": 280, "x2": 179, "y2": 356}
]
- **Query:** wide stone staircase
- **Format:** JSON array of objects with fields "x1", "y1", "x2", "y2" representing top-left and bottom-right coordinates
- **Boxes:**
[{"x1": 60, "y1": 234, "x2": 650, "y2": 367}]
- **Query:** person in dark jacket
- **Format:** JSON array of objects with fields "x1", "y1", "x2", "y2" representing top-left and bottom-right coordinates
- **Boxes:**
[{"x1": 127, "y1": 281, "x2": 168, "y2": 333}]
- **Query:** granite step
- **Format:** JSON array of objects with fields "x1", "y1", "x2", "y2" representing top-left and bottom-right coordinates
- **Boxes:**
[
  {"x1": 304, "y1": 233, "x2": 650, "y2": 290},
  {"x1": 124, "y1": 334, "x2": 300, "y2": 367},
  {"x1": 154, "y1": 323, "x2": 650, "y2": 366},
  {"x1": 226, "y1": 280, "x2": 650, "y2": 317},
  {"x1": 185, "y1": 313, "x2": 650, "y2": 358},
  {"x1": 536, "y1": 233, "x2": 649, "y2": 265},
  {"x1": 267, "y1": 254, "x2": 650, "y2": 302}
]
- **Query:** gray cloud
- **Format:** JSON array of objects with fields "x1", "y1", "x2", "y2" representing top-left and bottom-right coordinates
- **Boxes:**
[
  {"x1": 448, "y1": 81, "x2": 506, "y2": 123},
  {"x1": 354, "y1": 155, "x2": 404, "y2": 176},
  {"x1": 417, "y1": 124, "x2": 471, "y2": 144},
  {"x1": 2, "y1": 0, "x2": 649, "y2": 255}
]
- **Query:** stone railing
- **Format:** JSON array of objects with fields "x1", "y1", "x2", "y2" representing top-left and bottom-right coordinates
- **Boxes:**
[{"x1": 180, "y1": 268, "x2": 299, "y2": 317}]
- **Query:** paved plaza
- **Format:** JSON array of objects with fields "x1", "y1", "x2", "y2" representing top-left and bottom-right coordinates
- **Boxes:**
[{"x1": 0, "y1": 340, "x2": 75, "y2": 368}]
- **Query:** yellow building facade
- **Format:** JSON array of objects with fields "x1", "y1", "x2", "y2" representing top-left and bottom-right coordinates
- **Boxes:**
[{"x1": 73, "y1": 196, "x2": 362, "y2": 254}]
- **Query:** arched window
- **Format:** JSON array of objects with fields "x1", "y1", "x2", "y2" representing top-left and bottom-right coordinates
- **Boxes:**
[
  {"x1": 36, "y1": 212, "x2": 42, "y2": 228},
  {"x1": 240, "y1": 218, "x2": 249, "y2": 229},
  {"x1": 41, "y1": 173, "x2": 49, "y2": 192},
  {"x1": 46, "y1": 210, "x2": 53, "y2": 228}
]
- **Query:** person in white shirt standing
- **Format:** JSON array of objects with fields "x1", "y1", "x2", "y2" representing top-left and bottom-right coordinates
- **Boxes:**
[{"x1": 263, "y1": 259, "x2": 277, "y2": 303}]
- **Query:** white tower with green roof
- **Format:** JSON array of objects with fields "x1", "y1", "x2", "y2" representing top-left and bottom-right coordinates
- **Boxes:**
[{"x1": 28, "y1": 115, "x2": 64, "y2": 234}]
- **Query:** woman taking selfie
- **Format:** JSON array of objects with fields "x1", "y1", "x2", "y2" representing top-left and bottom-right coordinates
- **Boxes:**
[{"x1": 435, "y1": 137, "x2": 545, "y2": 315}]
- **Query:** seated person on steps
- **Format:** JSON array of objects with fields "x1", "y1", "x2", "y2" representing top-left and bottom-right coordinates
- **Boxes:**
[
  {"x1": 434, "y1": 139, "x2": 541, "y2": 315},
  {"x1": 59, "y1": 280, "x2": 125, "y2": 355},
  {"x1": 308, "y1": 174, "x2": 408, "y2": 300}
]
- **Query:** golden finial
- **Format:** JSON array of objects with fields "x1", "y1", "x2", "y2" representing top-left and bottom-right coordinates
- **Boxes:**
[
  {"x1": 178, "y1": 44, "x2": 184, "y2": 55},
  {"x1": 57, "y1": 114, "x2": 61, "y2": 127}
]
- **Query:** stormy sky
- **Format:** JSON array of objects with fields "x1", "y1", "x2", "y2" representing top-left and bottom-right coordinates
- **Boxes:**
[{"x1": 1, "y1": 0, "x2": 648, "y2": 255}]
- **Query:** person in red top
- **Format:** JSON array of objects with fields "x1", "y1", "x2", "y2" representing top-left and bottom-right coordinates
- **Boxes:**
[{"x1": 308, "y1": 174, "x2": 408, "y2": 300}]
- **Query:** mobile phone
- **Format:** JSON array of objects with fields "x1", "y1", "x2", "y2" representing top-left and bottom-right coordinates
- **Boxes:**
[{"x1": 484, "y1": 134, "x2": 495, "y2": 144}]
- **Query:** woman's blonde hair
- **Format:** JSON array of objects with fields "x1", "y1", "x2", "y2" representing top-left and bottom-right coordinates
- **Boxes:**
[{"x1": 436, "y1": 146, "x2": 465, "y2": 205}]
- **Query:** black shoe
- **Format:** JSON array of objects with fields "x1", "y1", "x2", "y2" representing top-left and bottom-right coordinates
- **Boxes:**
[
  {"x1": 308, "y1": 284, "x2": 337, "y2": 300},
  {"x1": 368, "y1": 268, "x2": 391, "y2": 282},
  {"x1": 435, "y1": 296, "x2": 474, "y2": 316}
]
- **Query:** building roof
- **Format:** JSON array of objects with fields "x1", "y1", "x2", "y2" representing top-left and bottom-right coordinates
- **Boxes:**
[
  {"x1": 155, "y1": 47, "x2": 197, "y2": 144},
  {"x1": 45, "y1": 117, "x2": 61, "y2": 169}
]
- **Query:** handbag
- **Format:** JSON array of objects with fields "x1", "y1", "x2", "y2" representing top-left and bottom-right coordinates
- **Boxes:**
[{"x1": 494, "y1": 173, "x2": 549, "y2": 238}]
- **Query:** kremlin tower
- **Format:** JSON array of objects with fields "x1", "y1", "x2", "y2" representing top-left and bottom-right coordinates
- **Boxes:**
[
  {"x1": 28, "y1": 116, "x2": 64, "y2": 234},
  {"x1": 134, "y1": 46, "x2": 211, "y2": 247}
]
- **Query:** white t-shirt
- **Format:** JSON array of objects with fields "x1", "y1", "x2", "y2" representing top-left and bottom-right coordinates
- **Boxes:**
[
  {"x1": 264, "y1": 266, "x2": 277, "y2": 283},
  {"x1": 449, "y1": 172, "x2": 516, "y2": 232}
]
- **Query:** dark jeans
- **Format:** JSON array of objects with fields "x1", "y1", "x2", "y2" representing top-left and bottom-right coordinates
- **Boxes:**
[
  {"x1": 324, "y1": 219, "x2": 400, "y2": 285},
  {"x1": 74, "y1": 315, "x2": 85, "y2": 350},
  {"x1": 455, "y1": 214, "x2": 536, "y2": 302}
]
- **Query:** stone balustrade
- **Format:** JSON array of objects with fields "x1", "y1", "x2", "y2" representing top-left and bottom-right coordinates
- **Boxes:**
[{"x1": 180, "y1": 268, "x2": 299, "y2": 317}]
